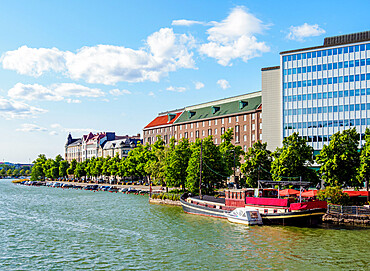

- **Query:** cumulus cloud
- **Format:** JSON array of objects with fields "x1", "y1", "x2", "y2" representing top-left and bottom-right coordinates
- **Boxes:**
[
  {"x1": 166, "y1": 86, "x2": 186, "y2": 93},
  {"x1": 0, "y1": 97, "x2": 47, "y2": 119},
  {"x1": 287, "y1": 23, "x2": 326, "y2": 41},
  {"x1": 199, "y1": 6, "x2": 269, "y2": 66},
  {"x1": 8, "y1": 82, "x2": 103, "y2": 102},
  {"x1": 49, "y1": 131, "x2": 58, "y2": 136},
  {"x1": 217, "y1": 79, "x2": 230, "y2": 90},
  {"x1": 172, "y1": 19, "x2": 204, "y2": 26},
  {"x1": 148, "y1": 91, "x2": 155, "y2": 97},
  {"x1": 109, "y1": 88, "x2": 132, "y2": 96},
  {"x1": 0, "y1": 46, "x2": 66, "y2": 77},
  {"x1": 16, "y1": 123, "x2": 47, "y2": 132},
  {"x1": 194, "y1": 81, "x2": 204, "y2": 89},
  {"x1": 1, "y1": 28, "x2": 196, "y2": 85}
]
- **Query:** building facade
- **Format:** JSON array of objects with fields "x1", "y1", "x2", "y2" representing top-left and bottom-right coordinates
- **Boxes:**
[
  {"x1": 143, "y1": 92, "x2": 262, "y2": 153},
  {"x1": 65, "y1": 132, "x2": 142, "y2": 162},
  {"x1": 261, "y1": 31, "x2": 370, "y2": 151}
]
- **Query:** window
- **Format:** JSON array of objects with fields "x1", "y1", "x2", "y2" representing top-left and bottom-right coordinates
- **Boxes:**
[
  {"x1": 202, "y1": 130, "x2": 205, "y2": 136},
  {"x1": 185, "y1": 124, "x2": 187, "y2": 129},
  {"x1": 209, "y1": 120, "x2": 211, "y2": 126},
  {"x1": 235, "y1": 116, "x2": 239, "y2": 122},
  {"x1": 244, "y1": 145, "x2": 247, "y2": 152},
  {"x1": 208, "y1": 129, "x2": 212, "y2": 136},
  {"x1": 252, "y1": 124, "x2": 255, "y2": 130},
  {"x1": 180, "y1": 125, "x2": 182, "y2": 130},
  {"x1": 190, "y1": 123, "x2": 193, "y2": 129},
  {"x1": 196, "y1": 130, "x2": 199, "y2": 138},
  {"x1": 202, "y1": 121, "x2": 205, "y2": 127},
  {"x1": 252, "y1": 113, "x2": 255, "y2": 120},
  {"x1": 244, "y1": 135, "x2": 247, "y2": 142},
  {"x1": 244, "y1": 125, "x2": 247, "y2": 132},
  {"x1": 215, "y1": 119, "x2": 218, "y2": 125},
  {"x1": 196, "y1": 122, "x2": 199, "y2": 128},
  {"x1": 221, "y1": 127, "x2": 225, "y2": 135},
  {"x1": 190, "y1": 132, "x2": 193, "y2": 138},
  {"x1": 235, "y1": 125, "x2": 240, "y2": 143},
  {"x1": 215, "y1": 128, "x2": 218, "y2": 135},
  {"x1": 222, "y1": 118, "x2": 225, "y2": 124},
  {"x1": 215, "y1": 138, "x2": 218, "y2": 144},
  {"x1": 260, "y1": 134, "x2": 262, "y2": 140},
  {"x1": 252, "y1": 134, "x2": 255, "y2": 141},
  {"x1": 244, "y1": 115, "x2": 247, "y2": 121},
  {"x1": 260, "y1": 123, "x2": 262, "y2": 130},
  {"x1": 228, "y1": 117, "x2": 231, "y2": 123}
]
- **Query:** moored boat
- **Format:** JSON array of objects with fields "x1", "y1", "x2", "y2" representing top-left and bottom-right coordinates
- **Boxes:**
[
  {"x1": 225, "y1": 208, "x2": 263, "y2": 225},
  {"x1": 180, "y1": 189, "x2": 327, "y2": 226}
]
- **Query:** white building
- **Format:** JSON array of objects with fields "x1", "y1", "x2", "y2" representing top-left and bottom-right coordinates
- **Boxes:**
[{"x1": 263, "y1": 31, "x2": 370, "y2": 151}]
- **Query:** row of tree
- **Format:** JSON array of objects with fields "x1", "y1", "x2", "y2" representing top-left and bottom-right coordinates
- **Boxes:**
[
  {"x1": 0, "y1": 168, "x2": 31, "y2": 178},
  {"x1": 31, "y1": 127, "x2": 370, "y2": 194},
  {"x1": 241, "y1": 128, "x2": 370, "y2": 189},
  {"x1": 31, "y1": 129, "x2": 242, "y2": 194}
]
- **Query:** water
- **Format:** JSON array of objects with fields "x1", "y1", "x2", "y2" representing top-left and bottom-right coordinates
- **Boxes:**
[{"x1": 0, "y1": 180, "x2": 369, "y2": 270}]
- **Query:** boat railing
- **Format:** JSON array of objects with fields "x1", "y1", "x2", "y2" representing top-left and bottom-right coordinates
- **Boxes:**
[{"x1": 327, "y1": 204, "x2": 370, "y2": 216}]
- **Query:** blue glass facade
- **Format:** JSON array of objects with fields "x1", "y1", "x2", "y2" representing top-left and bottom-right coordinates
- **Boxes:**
[{"x1": 281, "y1": 42, "x2": 370, "y2": 149}]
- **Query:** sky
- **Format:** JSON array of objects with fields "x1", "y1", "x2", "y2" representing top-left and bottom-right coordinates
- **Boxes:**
[{"x1": 1, "y1": 0, "x2": 369, "y2": 163}]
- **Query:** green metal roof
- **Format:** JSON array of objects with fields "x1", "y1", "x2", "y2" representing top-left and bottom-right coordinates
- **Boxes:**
[{"x1": 174, "y1": 95, "x2": 261, "y2": 124}]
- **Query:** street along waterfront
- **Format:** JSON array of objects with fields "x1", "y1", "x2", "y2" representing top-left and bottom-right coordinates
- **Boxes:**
[{"x1": 1, "y1": 180, "x2": 369, "y2": 270}]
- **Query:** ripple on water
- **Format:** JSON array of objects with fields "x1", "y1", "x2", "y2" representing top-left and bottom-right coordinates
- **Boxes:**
[{"x1": 1, "y1": 180, "x2": 369, "y2": 270}]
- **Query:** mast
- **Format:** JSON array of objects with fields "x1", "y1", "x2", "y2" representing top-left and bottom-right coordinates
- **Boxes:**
[{"x1": 199, "y1": 139, "x2": 203, "y2": 200}]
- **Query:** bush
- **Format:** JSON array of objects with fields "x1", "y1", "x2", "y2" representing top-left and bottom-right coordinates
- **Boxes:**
[
  {"x1": 317, "y1": 186, "x2": 350, "y2": 205},
  {"x1": 151, "y1": 193, "x2": 181, "y2": 201}
]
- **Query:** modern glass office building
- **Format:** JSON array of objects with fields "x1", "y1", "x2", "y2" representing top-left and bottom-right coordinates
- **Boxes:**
[{"x1": 280, "y1": 31, "x2": 370, "y2": 150}]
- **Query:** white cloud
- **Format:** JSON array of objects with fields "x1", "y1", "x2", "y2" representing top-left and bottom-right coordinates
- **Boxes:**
[
  {"x1": 0, "y1": 97, "x2": 47, "y2": 119},
  {"x1": 217, "y1": 79, "x2": 230, "y2": 90},
  {"x1": 16, "y1": 123, "x2": 47, "y2": 132},
  {"x1": 49, "y1": 131, "x2": 58, "y2": 136},
  {"x1": 172, "y1": 19, "x2": 204, "y2": 26},
  {"x1": 148, "y1": 91, "x2": 155, "y2": 97},
  {"x1": 51, "y1": 123, "x2": 62, "y2": 129},
  {"x1": 287, "y1": 23, "x2": 326, "y2": 41},
  {"x1": 0, "y1": 46, "x2": 66, "y2": 77},
  {"x1": 199, "y1": 6, "x2": 269, "y2": 66},
  {"x1": 50, "y1": 123, "x2": 97, "y2": 134},
  {"x1": 8, "y1": 82, "x2": 103, "y2": 102},
  {"x1": 1, "y1": 28, "x2": 196, "y2": 85},
  {"x1": 66, "y1": 98, "x2": 81, "y2": 104},
  {"x1": 194, "y1": 81, "x2": 205, "y2": 89},
  {"x1": 166, "y1": 86, "x2": 186, "y2": 93},
  {"x1": 109, "y1": 88, "x2": 132, "y2": 96}
]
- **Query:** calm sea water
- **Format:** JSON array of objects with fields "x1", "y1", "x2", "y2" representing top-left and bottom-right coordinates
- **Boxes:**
[{"x1": 0, "y1": 180, "x2": 369, "y2": 270}]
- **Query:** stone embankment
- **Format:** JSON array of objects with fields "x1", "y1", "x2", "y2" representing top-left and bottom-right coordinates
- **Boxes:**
[
  {"x1": 323, "y1": 213, "x2": 370, "y2": 226},
  {"x1": 149, "y1": 198, "x2": 181, "y2": 206}
]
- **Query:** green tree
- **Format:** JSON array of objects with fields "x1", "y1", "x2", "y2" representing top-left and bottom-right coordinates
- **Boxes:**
[
  {"x1": 67, "y1": 159, "x2": 77, "y2": 178},
  {"x1": 59, "y1": 160, "x2": 69, "y2": 179},
  {"x1": 7, "y1": 169, "x2": 12, "y2": 177},
  {"x1": 31, "y1": 154, "x2": 47, "y2": 181},
  {"x1": 25, "y1": 169, "x2": 31, "y2": 176},
  {"x1": 241, "y1": 141, "x2": 272, "y2": 188},
  {"x1": 12, "y1": 169, "x2": 20, "y2": 177},
  {"x1": 358, "y1": 128, "x2": 370, "y2": 200},
  {"x1": 108, "y1": 154, "x2": 121, "y2": 181},
  {"x1": 317, "y1": 186, "x2": 350, "y2": 205},
  {"x1": 218, "y1": 128, "x2": 244, "y2": 182},
  {"x1": 271, "y1": 132, "x2": 318, "y2": 184},
  {"x1": 0, "y1": 168, "x2": 6, "y2": 178},
  {"x1": 19, "y1": 169, "x2": 25, "y2": 176},
  {"x1": 316, "y1": 128, "x2": 360, "y2": 187},
  {"x1": 102, "y1": 157, "x2": 111, "y2": 180},
  {"x1": 75, "y1": 161, "x2": 86, "y2": 179},
  {"x1": 44, "y1": 158, "x2": 59, "y2": 180},
  {"x1": 186, "y1": 137, "x2": 225, "y2": 194},
  {"x1": 165, "y1": 137, "x2": 191, "y2": 190},
  {"x1": 92, "y1": 158, "x2": 104, "y2": 180}
]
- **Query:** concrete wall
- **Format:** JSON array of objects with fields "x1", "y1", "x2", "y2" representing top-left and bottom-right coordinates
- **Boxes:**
[{"x1": 262, "y1": 67, "x2": 282, "y2": 151}]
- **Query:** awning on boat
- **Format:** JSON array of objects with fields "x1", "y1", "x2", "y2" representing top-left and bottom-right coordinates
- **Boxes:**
[
  {"x1": 279, "y1": 189, "x2": 300, "y2": 197},
  {"x1": 343, "y1": 191, "x2": 370, "y2": 197},
  {"x1": 301, "y1": 190, "x2": 318, "y2": 197}
]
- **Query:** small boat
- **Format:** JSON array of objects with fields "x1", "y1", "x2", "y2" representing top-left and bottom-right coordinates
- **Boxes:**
[{"x1": 225, "y1": 208, "x2": 263, "y2": 225}]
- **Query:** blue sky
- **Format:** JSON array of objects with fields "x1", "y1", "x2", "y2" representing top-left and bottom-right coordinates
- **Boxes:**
[{"x1": 1, "y1": 0, "x2": 369, "y2": 163}]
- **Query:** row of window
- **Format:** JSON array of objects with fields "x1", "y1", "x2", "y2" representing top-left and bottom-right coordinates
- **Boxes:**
[
  {"x1": 284, "y1": 89, "x2": 370, "y2": 102},
  {"x1": 283, "y1": 43, "x2": 370, "y2": 62},
  {"x1": 145, "y1": 113, "x2": 261, "y2": 135},
  {"x1": 283, "y1": 74, "x2": 370, "y2": 89},
  {"x1": 284, "y1": 118, "x2": 370, "y2": 130},
  {"x1": 285, "y1": 133, "x2": 366, "y2": 143},
  {"x1": 285, "y1": 103, "x2": 370, "y2": 116},
  {"x1": 283, "y1": 59, "x2": 370, "y2": 75}
]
